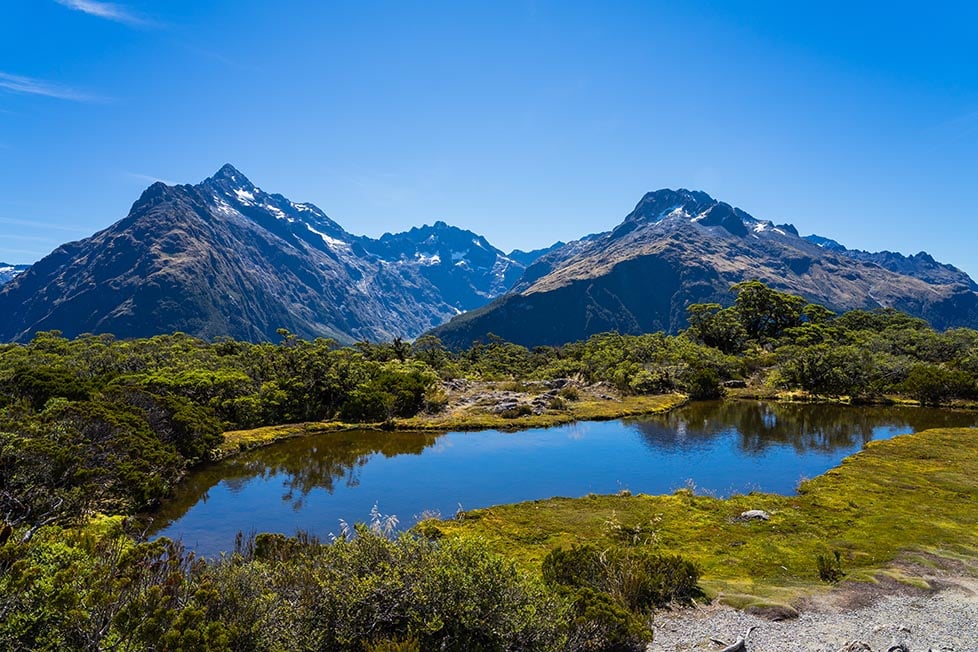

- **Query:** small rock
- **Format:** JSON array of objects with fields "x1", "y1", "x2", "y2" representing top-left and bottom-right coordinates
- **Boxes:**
[
  {"x1": 740, "y1": 509, "x2": 771, "y2": 521},
  {"x1": 839, "y1": 642, "x2": 873, "y2": 652}
]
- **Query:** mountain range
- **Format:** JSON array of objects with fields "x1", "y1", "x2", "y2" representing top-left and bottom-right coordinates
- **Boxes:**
[
  {"x1": 2, "y1": 172, "x2": 976, "y2": 346},
  {"x1": 430, "y1": 189, "x2": 978, "y2": 347},
  {"x1": 0, "y1": 165, "x2": 535, "y2": 343}
]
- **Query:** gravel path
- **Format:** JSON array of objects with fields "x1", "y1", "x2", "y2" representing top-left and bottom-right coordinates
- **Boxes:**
[{"x1": 650, "y1": 575, "x2": 978, "y2": 652}]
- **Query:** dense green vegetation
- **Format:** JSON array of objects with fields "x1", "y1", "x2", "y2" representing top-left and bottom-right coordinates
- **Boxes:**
[
  {"x1": 2, "y1": 281, "x2": 977, "y2": 649},
  {"x1": 1, "y1": 513, "x2": 688, "y2": 650}
]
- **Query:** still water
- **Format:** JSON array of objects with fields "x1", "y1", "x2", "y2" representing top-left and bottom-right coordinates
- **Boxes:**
[{"x1": 150, "y1": 401, "x2": 978, "y2": 555}]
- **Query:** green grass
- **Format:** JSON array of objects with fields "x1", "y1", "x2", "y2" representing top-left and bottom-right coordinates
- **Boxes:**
[{"x1": 430, "y1": 426, "x2": 978, "y2": 608}]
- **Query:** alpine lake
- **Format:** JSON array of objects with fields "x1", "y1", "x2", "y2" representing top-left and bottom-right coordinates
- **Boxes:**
[{"x1": 150, "y1": 401, "x2": 978, "y2": 556}]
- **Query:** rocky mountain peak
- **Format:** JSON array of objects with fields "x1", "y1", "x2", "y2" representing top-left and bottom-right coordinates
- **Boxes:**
[
  {"x1": 129, "y1": 180, "x2": 192, "y2": 216},
  {"x1": 208, "y1": 163, "x2": 252, "y2": 187},
  {"x1": 430, "y1": 187, "x2": 978, "y2": 348},
  {"x1": 623, "y1": 188, "x2": 717, "y2": 224},
  {"x1": 200, "y1": 163, "x2": 259, "y2": 202},
  {"x1": 693, "y1": 202, "x2": 750, "y2": 236}
]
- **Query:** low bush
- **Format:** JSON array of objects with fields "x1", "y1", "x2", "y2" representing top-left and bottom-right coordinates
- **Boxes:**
[
  {"x1": 542, "y1": 544, "x2": 701, "y2": 612},
  {"x1": 500, "y1": 404, "x2": 534, "y2": 419},
  {"x1": 816, "y1": 550, "x2": 844, "y2": 583},
  {"x1": 558, "y1": 386, "x2": 581, "y2": 401}
]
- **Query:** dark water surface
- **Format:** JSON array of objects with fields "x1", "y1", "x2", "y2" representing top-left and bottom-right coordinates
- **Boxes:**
[{"x1": 151, "y1": 401, "x2": 978, "y2": 555}]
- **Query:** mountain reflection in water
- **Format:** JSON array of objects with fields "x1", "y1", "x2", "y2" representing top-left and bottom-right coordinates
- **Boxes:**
[{"x1": 629, "y1": 401, "x2": 974, "y2": 454}]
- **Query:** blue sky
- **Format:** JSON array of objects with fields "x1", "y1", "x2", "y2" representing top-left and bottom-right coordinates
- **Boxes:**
[{"x1": 2, "y1": 1, "x2": 977, "y2": 279}]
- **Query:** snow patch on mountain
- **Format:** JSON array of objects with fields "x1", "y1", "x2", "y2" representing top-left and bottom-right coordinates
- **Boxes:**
[
  {"x1": 233, "y1": 188, "x2": 255, "y2": 204},
  {"x1": 306, "y1": 225, "x2": 349, "y2": 250},
  {"x1": 415, "y1": 253, "x2": 441, "y2": 266},
  {"x1": 752, "y1": 221, "x2": 787, "y2": 236},
  {"x1": 263, "y1": 203, "x2": 287, "y2": 219}
]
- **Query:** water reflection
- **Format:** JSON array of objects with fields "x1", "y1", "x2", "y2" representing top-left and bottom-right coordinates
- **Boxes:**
[
  {"x1": 150, "y1": 401, "x2": 978, "y2": 555},
  {"x1": 153, "y1": 430, "x2": 441, "y2": 526},
  {"x1": 631, "y1": 401, "x2": 976, "y2": 455}
]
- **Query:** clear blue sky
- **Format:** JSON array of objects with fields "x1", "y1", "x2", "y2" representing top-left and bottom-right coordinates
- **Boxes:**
[{"x1": 2, "y1": 1, "x2": 977, "y2": 279}]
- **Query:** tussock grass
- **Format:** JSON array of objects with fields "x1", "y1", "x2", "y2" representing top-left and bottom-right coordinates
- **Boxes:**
[{"x1": 430, "y1": 426, "x2": 978, "y2": 607}]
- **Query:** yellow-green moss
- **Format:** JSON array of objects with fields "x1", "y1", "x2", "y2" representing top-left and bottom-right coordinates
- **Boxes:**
[{"x1": 217, "y1": 421, "x2": 354, "y2": 456}]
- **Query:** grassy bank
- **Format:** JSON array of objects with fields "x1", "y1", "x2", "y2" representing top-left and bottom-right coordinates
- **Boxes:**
[
  {"x1": 217, "y1": 392, "x2": 687, "y2": 456},
  {"x1": 428, "y1": 426, "x2": 978, "y2": 612}
]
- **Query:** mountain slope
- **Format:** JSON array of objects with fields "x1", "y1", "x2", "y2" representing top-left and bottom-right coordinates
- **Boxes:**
[
  {"x1": 430, "y1": 189, "x2": 978, "y2": 347},
  {"x1": 0, "y1": 166, "x2": 526, "y2": 343},
  {"x1": 803, "y1": 235, "x2": 978, "y2": 290}
]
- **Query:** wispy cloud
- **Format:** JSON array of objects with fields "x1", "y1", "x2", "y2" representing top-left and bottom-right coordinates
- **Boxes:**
[
  {"x1": 0, "y1": 71, "x2": 101, "y2": 102},
  {"x1": 922, "y1": 109, "x2": 978, "y2": 142},
  {"x1": 0, "y1": 216, "x2": 90, "y2": 233},
  {"x1": 0, "y1": 247, "x2": 50, "y2": 257},
  {"x1": 125, "y1": 171, "x2": 177, "y2": 186},
  {"x1": 53, "y1": 0, "x2": 150, "y2": 27},
  {"x1": 944, "y1": 110, "x2": 978, "y2": 136},
  {"x1": 3, "y1": 234, "x2": 59, "y2": 243}
]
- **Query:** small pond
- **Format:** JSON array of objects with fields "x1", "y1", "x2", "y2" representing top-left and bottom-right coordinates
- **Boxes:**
[{"x1": 150, "y1": 401, "x2": 978, "y2": 555}]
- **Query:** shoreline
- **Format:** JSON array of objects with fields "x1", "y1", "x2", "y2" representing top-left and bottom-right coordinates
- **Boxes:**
[
  {"x1": 213, "y1": 384, "x2": 689, "y2": 459},
  {"x1": 212, "y1": 385, "x2": 978, "y2": 461}
]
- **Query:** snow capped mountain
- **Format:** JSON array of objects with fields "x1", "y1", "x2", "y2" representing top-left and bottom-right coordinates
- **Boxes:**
[
  {"x1": 202, "y1": 164, "x2": 351, "y2": 247},
  {"x1": 0, "y1": 165, "x2": 551, "y2": 343},
  {"x1": 358, "y1": 220, "x2": 525, "y2": 310},
  {"x1": 8, "y1": 172, "x2": 968, "y2": 348},
  {"x1": 431, "y1": 188, "x2": 978, "y2": 348},
  {"x1": 803, "y1": 234, "x2": 846, "y2": 251}
]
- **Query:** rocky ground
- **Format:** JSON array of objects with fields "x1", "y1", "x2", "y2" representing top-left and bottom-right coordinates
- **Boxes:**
[
  {"x1": 651, "y1": 560, "x2": 978, "y2": 652},
  {"x1": 437, "y1": 378, "x2": 614, "y2": 416}
]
